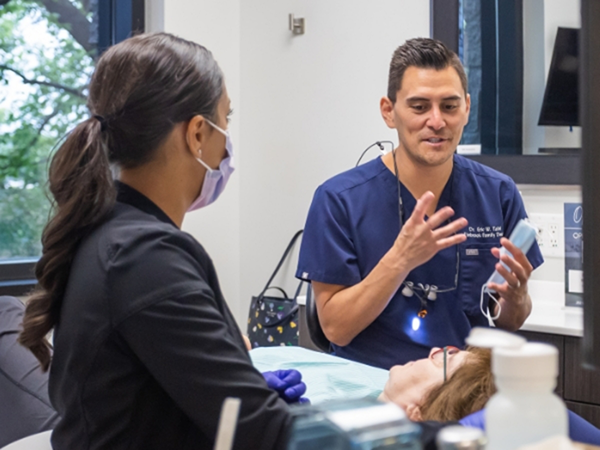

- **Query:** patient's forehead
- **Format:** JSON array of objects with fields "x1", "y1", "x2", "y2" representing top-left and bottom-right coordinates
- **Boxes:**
[{"x1": 453, "y1": 351, "x2": 470, "y2": 371}]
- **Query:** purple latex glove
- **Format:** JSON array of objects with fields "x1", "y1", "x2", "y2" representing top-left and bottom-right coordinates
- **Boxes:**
[
  {"x1": 459, "y1": 409, "x2": 486, "y2": 430},
  {"x1": 262, "y1": 369, "x2": 309, "y2": 404}
]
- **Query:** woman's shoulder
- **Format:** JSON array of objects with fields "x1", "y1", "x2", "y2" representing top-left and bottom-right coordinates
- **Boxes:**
[
  {"x1": 65, "y1": 203, "x2": 222, "y2": 340},
  {"x1": 92, "y1": 204, "x2": 213, "y2": 285},
  {"x1": 107, "y1": 203, "x2": 206, "y2": 257},
  {"x1": 93, "y1": 204, "x2": 214, "y2": 305}
]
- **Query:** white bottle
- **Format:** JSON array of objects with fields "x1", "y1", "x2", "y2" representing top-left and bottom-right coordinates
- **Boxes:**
[{"x1": 485, "y1": 342, "x2": 568, "y2": 450}]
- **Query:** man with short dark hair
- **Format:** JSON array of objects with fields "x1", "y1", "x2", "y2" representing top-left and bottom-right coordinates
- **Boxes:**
[{"x1": 296, "y1": 38, "x2": 543, "y2": 370}]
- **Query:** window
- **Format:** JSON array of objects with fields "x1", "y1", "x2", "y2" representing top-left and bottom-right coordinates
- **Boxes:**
[
  {"x1": 0, "y1": 0, "x2": 143, "y2": 295},
  {"x1": 432, "y1": 0, "x2": 524, "y2": 155}
]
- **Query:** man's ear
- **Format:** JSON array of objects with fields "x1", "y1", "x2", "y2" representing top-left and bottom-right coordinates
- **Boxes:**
[
  {"x1": 380, "y1": 96, "x2": 396, "y2": 129},
  {"x1": 185, "y1": 115, "x2": 209, "y2": 158},
  {"x1": 405, "y1": 404, "x2": 423, "y2": 422}
]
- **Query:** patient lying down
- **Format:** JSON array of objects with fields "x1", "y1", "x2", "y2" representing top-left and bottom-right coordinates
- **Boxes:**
[
  {"x1": 380, "y1": 346, "x2": 496, "y2": 422},
  {"x1": 379, "y1": 346, "x2": 600, "y2": 447},
  {"x1": 249, "y1": 344, "x2": 600, "y2": 445}
]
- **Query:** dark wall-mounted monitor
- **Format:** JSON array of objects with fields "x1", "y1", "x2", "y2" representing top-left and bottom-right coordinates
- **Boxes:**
[{"x1": 538, "y1": 27, "x2": 579, "y2": 127}]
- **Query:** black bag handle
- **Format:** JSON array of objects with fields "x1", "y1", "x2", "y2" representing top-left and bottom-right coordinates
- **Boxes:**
[
  {"x1": 257, "y1": 230, "x2": 303, "y2": 301},
  {"x1": 263, "y1": 286, "x2": 289, "y2": 299}
]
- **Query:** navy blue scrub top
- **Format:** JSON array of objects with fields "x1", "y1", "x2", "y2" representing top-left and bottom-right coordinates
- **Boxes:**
[{"x1": 296, "y1": 154, "x2": 544, "y2": 370}]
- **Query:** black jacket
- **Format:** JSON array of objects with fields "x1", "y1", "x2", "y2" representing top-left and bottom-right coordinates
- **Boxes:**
[{"x1": 49, "y1": 182, "x2": 291, "y2": 450}]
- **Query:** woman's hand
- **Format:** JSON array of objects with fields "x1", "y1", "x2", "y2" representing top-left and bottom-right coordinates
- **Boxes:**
[
  {"x1": 242, "y1": 334, "x2": 252, "y2": 351},
  {"x1": 459, "y1": 409, "x2": 485, "y2": 430},
  {"x1": 262, "y1": 369, "x2": 309, "y2": 404}
]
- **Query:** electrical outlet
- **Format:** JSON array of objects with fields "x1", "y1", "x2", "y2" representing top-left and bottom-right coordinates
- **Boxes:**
[{"x1": 528, "y1": 213, "x2": 565, "y2": 258}]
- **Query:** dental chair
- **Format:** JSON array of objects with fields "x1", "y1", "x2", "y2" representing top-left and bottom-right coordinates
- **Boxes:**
[
  {"x1": 0, "y1": 431, "x2": 52, "y2": 450},
  {"x1": 0, "y1": 296, "x2": 59, "y2": 448},
  {"x1": 304, "y1": 285, "x2": 331, "y2": 353}
]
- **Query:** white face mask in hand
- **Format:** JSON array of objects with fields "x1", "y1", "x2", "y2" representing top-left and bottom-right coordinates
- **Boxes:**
[{"x1": 187, "y1": 119, "x2": 235, "y2": 211}]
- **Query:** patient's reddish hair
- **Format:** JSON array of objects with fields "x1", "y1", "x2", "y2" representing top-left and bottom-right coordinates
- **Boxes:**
[{"x1": 419, "y1": 346, "x2": 495, "y2": 421}]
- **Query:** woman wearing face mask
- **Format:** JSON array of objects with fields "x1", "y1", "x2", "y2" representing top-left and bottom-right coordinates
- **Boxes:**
[{"x1": 17, "y1": 33, "x2": 303, "y2": 450}]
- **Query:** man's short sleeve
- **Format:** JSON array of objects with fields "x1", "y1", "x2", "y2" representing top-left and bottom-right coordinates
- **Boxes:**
[{"x1": 296, "y1": 185, "x2": 361, "y2": 286}]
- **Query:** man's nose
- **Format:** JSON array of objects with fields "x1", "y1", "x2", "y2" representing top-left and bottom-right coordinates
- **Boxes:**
[{"x1": 426, "y1": 106, "x2": 446, "y2": 130}]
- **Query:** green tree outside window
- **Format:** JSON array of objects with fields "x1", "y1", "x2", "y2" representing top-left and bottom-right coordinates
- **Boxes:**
[{"x1": 0, "y1": 0, "x2": 96, "y2": 259}]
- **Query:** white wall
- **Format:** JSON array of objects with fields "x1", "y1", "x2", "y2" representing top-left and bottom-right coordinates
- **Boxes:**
[
  {"x1": 149, "y1": 0, "x2": 430, "y2": 326},
  {"x1": 542, "y1": 0, "x2": 581, "y2": 149},
  {"x1": 238, "y1": 1, "x2": 430, "y2": 325},
  {"x1": 522, "y1": 0, "x2": 581, "y2": 154},
  {"x1": 522, "y1": 0, "x2": 546, "y2": 155},
  {"x1": 148, "y1": 0, "x2": 243, "y2": 322}
]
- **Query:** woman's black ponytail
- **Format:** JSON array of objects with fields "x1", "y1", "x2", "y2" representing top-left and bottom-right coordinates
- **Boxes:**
[{"x1": 20, "y1": 118, "x2": 115, "y2": 370}]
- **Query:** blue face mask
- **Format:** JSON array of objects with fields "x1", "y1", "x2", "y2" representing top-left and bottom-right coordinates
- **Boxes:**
[{"x1": 187, "y1": 119, "x2": 235, "y2": 211}]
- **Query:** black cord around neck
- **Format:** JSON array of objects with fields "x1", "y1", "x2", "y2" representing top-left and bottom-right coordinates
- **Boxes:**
[
  {"x1": 392, "y1": 148, "x2": 404, "y2": 229},
  {"x1": 355, "y1": 140, "x2": 395, "y2": 167}
]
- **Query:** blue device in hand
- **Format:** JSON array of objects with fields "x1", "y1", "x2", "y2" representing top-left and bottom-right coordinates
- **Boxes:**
[{"x1": 486, "y1": 219, "x2": 538, "y2": 290}]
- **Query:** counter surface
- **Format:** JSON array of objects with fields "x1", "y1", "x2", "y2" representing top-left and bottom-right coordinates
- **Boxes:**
[{"x1": 520, "y1": 280, "x2": 583, "y2": 337}]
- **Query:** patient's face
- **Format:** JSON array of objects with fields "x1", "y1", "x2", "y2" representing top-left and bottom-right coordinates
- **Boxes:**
[{"x1": 381, "y1": 347, "x2": 469, "y2": 411}]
